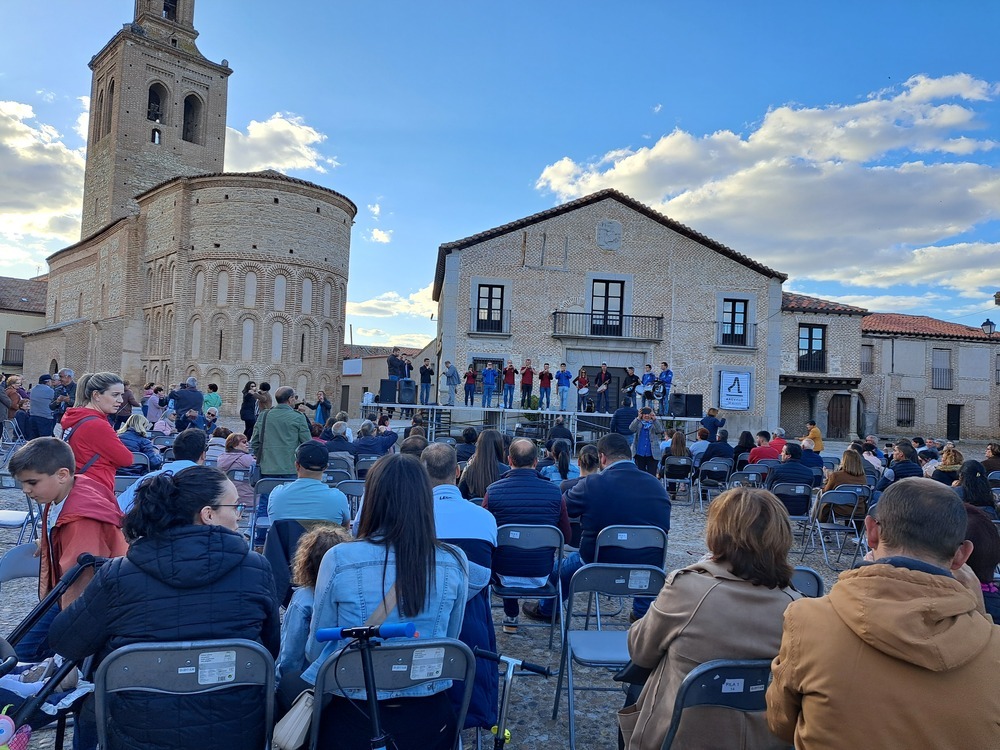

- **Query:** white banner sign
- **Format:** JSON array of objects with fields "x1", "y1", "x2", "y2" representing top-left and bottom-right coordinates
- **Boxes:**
[{"x1": 719, "y1": 371, "x2": 751, "y2": 411}]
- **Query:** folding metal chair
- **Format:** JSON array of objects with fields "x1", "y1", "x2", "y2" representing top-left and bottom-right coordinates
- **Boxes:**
[
  {"x1": 321, "y1": 468, "x2": 352, "y2": 487},
  {"x1": 94, "y1": 639, "x2": 275, "y2": 750},
  {"x1": 337, "y1": 479, "x2": 366, "y2": 518},
  {"x1": 660, "y1": 658, "x2": 775, "y2": 750},
  {"x1": 757, "y1": 458, "x2": 782, "y2": 469},
  {"x1": 735, "y1": 452, "x2": 751, "y2": 470},
  {"x1": 249, "y1": 478, "x2": 289, "y2": 544},
  {"x1": 0, "y1": 473, "x2": 37, "y2": 544},
  {"x1": 225, "y1": 467, "x2": 259, "y2": 487},
  {"x1": 355, "y1": 455, "x2": 379, "y2": 478},
  {"x1": 805, "y1": 486, "x2": 869, "y2": 569},
  {"x1": 743, "y1": 463, "x2": 771, "y2": 480},
  {"x1": 790, "y1": 566, "x2": 824, "y2": 598},
  {"x1": 122, "y1": 451, "x2": 150, "y2": 475},
  {"x1": 770, "y1": 482, "x2": 814, "y2": 550},
  {"x1": 326, "y1": 454, "x2": 355, "y2": 478},
  {"x1": 433, "y1": 436, "x2": 457, "y2": 446},
  {"x1": 152, "y1": 435, "x2": 176, "y2": 448},
  {"x1": 821, "y1": 457, "x2": 840, "y2": 472},
  {"x1": 0, "y1": 543, "x2": 41, "y2": 593},
  {"x1": 727, "y1": 470, "x2": 765, "y2": 489},
  {"x1": 589, "y1": 525, "x2": 668, "y2": 623},
  {"x1": 310, "y1": 638, "x2": 474, "y2": 750},
  {"x1": 491, "y1": 524, "x2": 564, "y2": 648},
  {"x1": 0, "y1": 419, "x2": 27, "y2": 466},
  {"x1": 694, "y1": 459, "x2": 732, "y2": 511},
  {"x1": 660, "y1": 457, "x2": 693, "y2": 504},
  {"x1": 551, "y1": 563, "x2": 666, "y2": 750},
  {"x1": 114, "y1": 475, "x2": 141, "y2": 496}
]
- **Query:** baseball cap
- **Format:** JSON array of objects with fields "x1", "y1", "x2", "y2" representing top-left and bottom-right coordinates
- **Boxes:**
[
  {"x1": 39, "y1": 374, "x2": 53, "y2": 383},
  {"x1": 296, "y1": 441, "x2": 329, "y2": 471}
]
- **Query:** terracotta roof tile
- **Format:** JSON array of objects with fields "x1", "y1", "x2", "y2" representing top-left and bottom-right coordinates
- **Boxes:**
[
  {"x1": 781, "y1": 292, "x2": 868, "y2": 316},
  {"x1": 433, "y1": 189, "x2": 786, "y2": 300},
  {"x1": 0, "y1": 276, "x2": 47, "y2": 314},
  {"x1": 862, "y1": 313, "x2": 992, "y2": 341}
]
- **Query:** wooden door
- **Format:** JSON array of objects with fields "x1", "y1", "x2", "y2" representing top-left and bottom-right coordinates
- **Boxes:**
[{"x1": 828, "y1": 394, "x2": 851, "y2": 439}]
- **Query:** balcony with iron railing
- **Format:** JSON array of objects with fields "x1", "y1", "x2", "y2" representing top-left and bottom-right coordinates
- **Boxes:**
[
  {"x1": 931, "y1": 367, "x2": 953, "y2": 390},
  {"x1": 860, "y1": 360, "x2": 874, "y2": 375},
  {"x1": 552, "y1": 311, "x2": 663, "y2": 341},
  {"x1": 714, "y1": 322, "x2": 757, "y2": 349},
  {"x1": 1, "y1": 348, "x2": 23, "y2": 367},
  {"x1": 797, "y1": 350, "x2": 827, "y2": 373},
  {"x1": 469, "y1": 308, "x2": 511, "y2": 336}
]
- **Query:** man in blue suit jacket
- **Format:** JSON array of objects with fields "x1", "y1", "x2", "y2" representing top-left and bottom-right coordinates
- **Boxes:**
[
  {"x1": 523, "y1": 433, "x2": 671, "y2": 621},
  {"x1": 765, "y1": 442, "x2": 816, "y2": 514}
]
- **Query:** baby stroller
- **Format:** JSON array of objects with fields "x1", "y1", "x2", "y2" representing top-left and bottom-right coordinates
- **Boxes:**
[{"x1": 1, "y1": 553, "x2": 106, "y2": 749}]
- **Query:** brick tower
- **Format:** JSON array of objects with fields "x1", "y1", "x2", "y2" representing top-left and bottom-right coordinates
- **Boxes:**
[{"x1": 80, "y1": 0, "x2": 232, "y2": 238}]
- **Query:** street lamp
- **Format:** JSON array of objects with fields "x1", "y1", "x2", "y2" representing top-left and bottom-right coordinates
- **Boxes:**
[{"x1": 982, "y1": 318, "x2": 996, "y2": 338}]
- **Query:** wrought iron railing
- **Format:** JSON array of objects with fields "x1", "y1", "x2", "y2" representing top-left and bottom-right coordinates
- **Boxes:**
[
  {"x1": 470, "y1": 308, "x2": 511, "y2": 335},
  {"x1": 552, "y1": 312, "x2": 663, "y2": 340},
  {"x1": 715, "y1": 322, "x2": 757, "y2": 347},
  {"x1": 797, "y1": 350, "x2": 827, "y2": 373},
  {"x1": 931, "y1": 367, "x2": 953, "y2": 390}
]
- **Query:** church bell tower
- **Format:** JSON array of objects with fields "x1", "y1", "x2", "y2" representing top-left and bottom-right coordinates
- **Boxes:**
[{"x1": 80, "y1": 0, "x2": 232, "y2": 238}]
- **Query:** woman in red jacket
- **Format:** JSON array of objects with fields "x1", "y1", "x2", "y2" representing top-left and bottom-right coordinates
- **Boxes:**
[{"x1": 60, "y1": 372, "x2": 135, "y2": 492}]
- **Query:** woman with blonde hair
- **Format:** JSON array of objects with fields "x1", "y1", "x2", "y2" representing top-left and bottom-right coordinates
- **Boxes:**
[
  {"x1": 621, "y1": 487, "x2": 799, "y2": 750},
  {"x1": 60, "y1": 372, "x2": 135, "y2": 491},
  {"x1": 117, "y1": 413, "x2": 164, "y2": 475},
  {"x1": 932, "y1": 446, "x2": 964, "y2": 486},
  {"x1": 822, "y1": 449, "x2": 867, "y2": 492}
]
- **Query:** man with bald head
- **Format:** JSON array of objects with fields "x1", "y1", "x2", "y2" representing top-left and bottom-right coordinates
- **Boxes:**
[{"x1": 482, "y1": 438, "x2": 571, "y2": 633}]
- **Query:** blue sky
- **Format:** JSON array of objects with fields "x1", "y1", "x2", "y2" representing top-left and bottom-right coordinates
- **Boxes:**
[{"x1": 3, "y1": 1, "x2": 1000, "y2": 347}]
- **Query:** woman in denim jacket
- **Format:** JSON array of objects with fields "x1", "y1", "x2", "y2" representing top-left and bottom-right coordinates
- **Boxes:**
[{"x1": 301, "y1": 454, "x2": 469, "y2": 749}]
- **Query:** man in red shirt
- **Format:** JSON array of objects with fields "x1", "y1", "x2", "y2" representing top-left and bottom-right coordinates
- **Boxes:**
[
  {"x1": 538, "y1": 364, "x2": 553, "y2": 411},
  {"x1": 502, "y1": 361, "x2": 517, "y2": 409},
  {"x1": 748, "y1": 430, "x2": 781, "y2": 464},
  {"x1": 519, "y1": 359, "x2": 535, "y2": 409}
]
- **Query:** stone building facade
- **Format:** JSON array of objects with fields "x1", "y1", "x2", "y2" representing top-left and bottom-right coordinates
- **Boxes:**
[
  {"x1": 0, "y1": 277, "x2": 48, "y2": 377},
  {"x1": 23, "y1": 0, "x2": 355, "y2": 414},
  {"x1": 432, "y1": 189, "x2": 787, "y2": 436},
  {"x1": 779, "y1": 293, "x2": 867, "y2": 441},
  {"x1": 859, "y1": 314, "x2": 998, "y2": 442}
]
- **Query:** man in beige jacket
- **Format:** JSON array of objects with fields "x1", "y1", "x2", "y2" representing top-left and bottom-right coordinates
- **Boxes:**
[{"x1": 767, "y1": 477, "x2": 1000, "y2": 749}]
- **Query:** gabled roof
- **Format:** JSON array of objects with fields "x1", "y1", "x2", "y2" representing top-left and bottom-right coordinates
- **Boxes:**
[
  {"x1": 862, "y1": 313, "x2": 993, "y2": 341},
  {"x1": 781, "y1": 292, "x2": 868, "y2": 316},
  {"x1": 432, "y1": 189, "x2": 787, "y2": 301},
  {"x1": 0, "y1": 276, "x2": 47, "y2": 315}
]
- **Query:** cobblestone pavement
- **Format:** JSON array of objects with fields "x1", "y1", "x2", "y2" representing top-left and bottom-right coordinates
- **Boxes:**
[{"x1": 0, "y1": 459, "x2": 854, "y2": 750}]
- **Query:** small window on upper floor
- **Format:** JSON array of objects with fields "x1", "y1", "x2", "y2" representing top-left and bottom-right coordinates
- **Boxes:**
[
  {"x1": 163, "y1": 0, "x2": 178, "y2": 20},
  {"x1": 151, "y1": 128, "x2": 162, "y2": 144},
  {"x1": 147, "y1": 83, "x2": 168, "y2": 123}
]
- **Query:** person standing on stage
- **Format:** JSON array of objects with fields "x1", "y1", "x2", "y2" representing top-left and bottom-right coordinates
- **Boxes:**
[
  {"x1": 419, "y1": 358, "x2": 434, "y2": 406},
  {"x1": 622, "y1": 366, "x2": 641, "y2": 407},
  {"x1": 573, "y1": 368, "x2": 590, "y2": 413},
  {"x1": 482, "y1": 362, "x2": 498, "y2": 408},
  {"x1": 442, "y1": 360, "x2": 461, "y2": 407},
  {"x1": 594, "y1": 362, "x2": 613, "y2": 413},
  {"x1": 502, "y1": 360, "x2": 517, "y2": 409},
  {"x1": 640, "y1": 364, "x2": 656, "y2": 410},
  {"x1": 464, "y1": 365, "x2": 477, "y2": 407},
  {"x1": 519, "y1": 359, "x2": 535, "y2": 409},
  {"x1": 386, "y1": 347, "x2": 405, "y2": 381},
  {"x1": 555, "y1": 363, "x2": 572, "y2": 411},
  {"x1": 657, "y1": 362, "x2": 674, "y2": 416},
  {"x1": 538, "y1": 363, "x2": 553, "y2": 411}
]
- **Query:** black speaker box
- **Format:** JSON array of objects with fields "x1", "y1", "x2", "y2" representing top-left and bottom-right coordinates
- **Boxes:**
[
  {"x1": 379, "y1": 378, "x2": 398, "y2": 404},
  {"x1": 668, "y1": 392, "x2": 686, "y2": 417},
  {"x1": 685, "y1": 394, "x2": 703, "y2": 418},
  {"x1": 398, "y1": 378, "x2": 417, "y2": 405}
]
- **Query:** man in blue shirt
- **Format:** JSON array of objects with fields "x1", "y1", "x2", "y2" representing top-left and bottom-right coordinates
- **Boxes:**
[
  {"x1": 268, "y1": 442, "x2": 350, "y2": 526},
  {"x1": 554, "y1": 363, "x2": 572, "y2": 411},
  {"x1": 117, "y1": 428, "x2": 207, "y2": 513},
  {"x1": 481, "y1": 362, "x2": 498, "y2": 408},
  {"x1": 656, "y1": 361, "x2": 673, "y2": 416}
]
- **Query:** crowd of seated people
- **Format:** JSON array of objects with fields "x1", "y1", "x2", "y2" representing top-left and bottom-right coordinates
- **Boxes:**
[{"x1": 8, "y1": 381, "x2": 1000, "y2": 750}]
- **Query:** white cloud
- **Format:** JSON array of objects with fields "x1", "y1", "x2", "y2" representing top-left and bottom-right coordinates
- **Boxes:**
[
  {"x1": 652, "y1": 104, "x2": 662, "y2": 114},
  {"x1": 35, "y1": 90, "x2": 56, "y2": 103},
  {"x1": 367, "y1": 202, "x2": 381, "y2": 219},
  {"x1": 386, "y1": 333, "x2": 433, "y2": 349},
  {"x1": 535, "y1": 74, "x2": 1000, "y2": 291},
  {"x1": 355, "y1": 327, "x2": 387, "y2": 337},
  {"x1": 346, "y1": 283, "x2": 436, "y2": 319},
  {"x1": 225, "y1": 112, "x2": 339, "y2": 173},
  {"x1": 74, "y1": 97, "x2": 89, "y2": 143},
  {"x1": 0, "y1": 100, "x2": 84, "y2": 246},
  {"x1": 368, "y1": 228, "x2": 393, "y2": 244}
]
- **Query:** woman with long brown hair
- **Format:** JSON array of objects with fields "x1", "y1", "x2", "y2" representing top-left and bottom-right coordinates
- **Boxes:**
[
  {"x1": 621, "y1": 487, "x2": 799, "y2": 750},
  {"x1": 458, "y1": 428, "x2": 509, "y2": 499}
]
